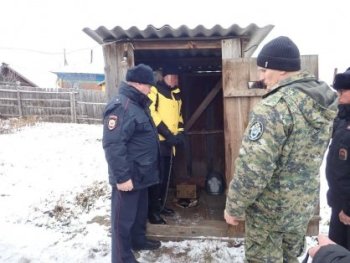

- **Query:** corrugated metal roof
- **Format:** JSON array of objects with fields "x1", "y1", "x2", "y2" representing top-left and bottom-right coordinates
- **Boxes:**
[
  {"x1": 83, "y1": 24, "x2": 273, "y2": 45},
  {"x1": 83, "y1": 24, "x2": 274, "y2": 73}
]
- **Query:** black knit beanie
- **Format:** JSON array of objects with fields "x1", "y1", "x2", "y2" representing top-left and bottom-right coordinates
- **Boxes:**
[
  {"x1": 162, "y1": 64, "x2": 179, "y2": 77},
  {"x1": 126, "y1": 63, "x2": 155, "y2": 85},
  {"x1": 333, "y1": 67, "x2": 350, "y2": 90},
  {"x1": 257, "y1": 36, "x2": 301, "y2": 71}
]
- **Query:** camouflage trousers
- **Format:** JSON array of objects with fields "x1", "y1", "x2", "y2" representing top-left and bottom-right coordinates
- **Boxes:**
[{"x1": 244, "y1": 214, "x2": 306, "y2": 263}]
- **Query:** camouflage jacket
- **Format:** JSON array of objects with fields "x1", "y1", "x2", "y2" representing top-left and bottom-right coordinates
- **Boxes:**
[{"x1": 225, "y1": 71, "x2": 338, "y2": 231}]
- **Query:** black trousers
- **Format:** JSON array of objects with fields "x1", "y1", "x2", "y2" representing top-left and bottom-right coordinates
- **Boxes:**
[
  {"x1": 148, "y1": 155, "x2": 171, "y2": 214},
  {"x1": 329, "y1": 204, "x2": 350, "y2": 250},
  {"x1": 111, "y1": 187, "x2": 148, "y2": 263}
]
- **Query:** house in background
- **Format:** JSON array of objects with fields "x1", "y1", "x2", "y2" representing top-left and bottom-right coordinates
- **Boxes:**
[
  {"x1": 52, "y1": 63, "x2": 105, "y2": 90},
  {"x1": 53, "y1": 71, "x2": 105, "y2": 90},
  {"x1": 0, "y1": 63, "x2": 38, "y2": 87}
]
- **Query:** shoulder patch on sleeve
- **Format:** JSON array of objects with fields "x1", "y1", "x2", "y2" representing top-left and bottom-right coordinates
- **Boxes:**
[
  {"x1": 108, "y1": 115, "x2": 118, "y2": 130},
  {"x1": 339, "y1": 148, "x2": 348, "y2": 160},
  {"x1": 248, "y1": 121, "x2": 264, "y2": 141}
]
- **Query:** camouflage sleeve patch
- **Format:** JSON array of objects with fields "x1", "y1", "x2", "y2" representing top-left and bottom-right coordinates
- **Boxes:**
[{"x1": 248, "y1": 121, "x2": 264, "y2": 141}]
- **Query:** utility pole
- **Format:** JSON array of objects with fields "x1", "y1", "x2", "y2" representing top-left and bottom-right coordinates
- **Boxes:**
[{"x1": 64, "y1": 49, "x2": 68, "y2": 66}]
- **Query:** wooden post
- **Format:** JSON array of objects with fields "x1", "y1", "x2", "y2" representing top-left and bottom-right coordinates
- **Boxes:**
[
  {"x1": 103, "y1": 42, "x2": 134, "y2": 101},
  {"x1": 222, "y1": 38, "x2": 243, "y2": 185},
  {"x1": 16, "y1": 83, "x2": 23, "y2": 117},
  {"x1": 70, "y1": 92, "x2": 77, "y2": 123}
]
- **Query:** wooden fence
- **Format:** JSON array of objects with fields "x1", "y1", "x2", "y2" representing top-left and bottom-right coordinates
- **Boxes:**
[{"x1": 0, "y1": 83, "x2": 107, "y2": 124}]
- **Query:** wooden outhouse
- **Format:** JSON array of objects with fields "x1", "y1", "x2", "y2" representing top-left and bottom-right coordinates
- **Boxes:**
[{"x1": 84, "y1": 24, "x2": 320, "y2": 239}]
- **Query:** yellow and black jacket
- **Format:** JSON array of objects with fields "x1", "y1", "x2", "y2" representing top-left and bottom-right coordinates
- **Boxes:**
[{"x1": 149, "y1": 81, "x2": 184, "y2": 155}]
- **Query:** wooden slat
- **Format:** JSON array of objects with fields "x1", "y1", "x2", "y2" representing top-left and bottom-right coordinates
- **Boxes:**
[
  {"x1": 222, "y1": 39, "x2": 242, "y2": 59},
  {"x1": 147, "y1": 220, "x2": 232, "y2": 240},
  {"x1": 222, "y1": 58, "x2": 250, "y2": 97},
  {"x1": 301, "y1": 55, "x2": 318, "y2": 76}
]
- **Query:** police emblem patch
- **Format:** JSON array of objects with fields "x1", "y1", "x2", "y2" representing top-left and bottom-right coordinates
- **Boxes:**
[
  {"x1": 248, "y1": 121, "x2": 264, "y2": 141},
  {"x1": 339, "y1": 148, "x2": 348, "y2": 161},
  {"x1": 108, "y1": 115, "x2": 118, "y2": 130}
]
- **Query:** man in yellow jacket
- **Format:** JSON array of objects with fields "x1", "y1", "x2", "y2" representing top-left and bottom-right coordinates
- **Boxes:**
[{"x1": 148, "y1": 65, "x2": 184, "y2": 224}]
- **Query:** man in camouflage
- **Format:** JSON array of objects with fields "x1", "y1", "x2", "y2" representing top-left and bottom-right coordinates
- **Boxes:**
[{"x1": 224, "y1": 36, "x2": 338, "y2": 262}]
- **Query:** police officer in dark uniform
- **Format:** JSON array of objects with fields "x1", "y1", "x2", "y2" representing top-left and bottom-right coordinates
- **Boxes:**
[
  {"x1": 102, "y1": 64, "x2": 161, "y2": 263},
  {"x1": 326, "y1": 67, "x2": 350, "y2": 250}
]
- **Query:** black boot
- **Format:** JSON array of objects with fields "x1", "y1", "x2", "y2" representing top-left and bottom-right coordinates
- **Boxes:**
[
  {"x1": 161, "y1": 207, "x2": 175, "y2": 216},
  {"x1": 132, "y1": 239, "x2": 161, "y2": 251},
  {"x1": 148, "y1": 213, "x2": 166, "y2": 224}
]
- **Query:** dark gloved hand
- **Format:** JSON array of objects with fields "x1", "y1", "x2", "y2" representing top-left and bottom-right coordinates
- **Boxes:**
[
  {"x1": 165, "y1": 133, "x2": 185, "y2": 146},
  {"x1": 165, "y1": 134, "x2": 180, "y2": 146},
  {"x1": 174, "y1": 132, "x2": 185, "y2": 145}
]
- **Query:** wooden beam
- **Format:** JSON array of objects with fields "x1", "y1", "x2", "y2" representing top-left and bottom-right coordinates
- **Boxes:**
[
  {"x1": 132, "y1": 40, "x2": 222, "y2": 50},
  {"x1": 222, "y1": 39, "x2": 243, "y2": 186},
  {"x1": 225, "y1": 88, "x2": 267, "y2": 98},
  {"x1": 147, "y1": 215, "x2": 320, "y2": 240},
  {"x1": 140, "y1": 57, "x2": 221, "y2": 68},
  {"x1": 185, "y1": 80, "x2": 222, "y2": 131},
  {"x1": 186, "y1": 130, "x2": 223, "y2": 135},
  {"x1": 147, "y1": 220, "x2": 236, "y2": 239}
]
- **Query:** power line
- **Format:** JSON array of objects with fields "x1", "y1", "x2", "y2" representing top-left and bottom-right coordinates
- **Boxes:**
[{"x1": 0, "y1": 46, "x2": 100, "y2": 55}]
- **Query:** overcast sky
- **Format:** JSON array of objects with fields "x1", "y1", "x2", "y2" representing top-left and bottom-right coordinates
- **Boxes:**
[{"x1": 1, "y1": 0, "x2": 349, "y2": 87}]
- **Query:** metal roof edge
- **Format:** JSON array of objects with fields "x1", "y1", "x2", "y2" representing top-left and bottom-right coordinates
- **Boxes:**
[
  {"x1": 243, "y1": 24, "x2": 274, "y2": 57},
  {"x1": 83, "y1": 23, "x2": 274, "y2": 46}
]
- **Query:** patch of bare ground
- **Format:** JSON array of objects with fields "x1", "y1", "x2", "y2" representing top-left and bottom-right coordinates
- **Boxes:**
[{"x1": 0, "y1": 116, "x2": 39, "y2": 134}]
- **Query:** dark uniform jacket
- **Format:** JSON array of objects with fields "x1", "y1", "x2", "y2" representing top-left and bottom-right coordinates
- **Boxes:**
[
  {"x1": 326, "y1": 105, "x2": 350, "y2": 215},
  {"x1": 102, "y1": 82, "x2": 160, "y2": 190},
  {"x1": 313, "y1": 244, "x2": 350, "y2": 263}
]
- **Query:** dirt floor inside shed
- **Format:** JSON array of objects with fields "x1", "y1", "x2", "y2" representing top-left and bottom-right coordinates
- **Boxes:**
[{"x1": 147, "y1": 189, "x2": 240, "y2": 240}]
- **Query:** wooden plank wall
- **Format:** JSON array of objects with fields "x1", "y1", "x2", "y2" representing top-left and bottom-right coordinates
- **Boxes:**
[
  {"x1": 103, "y1": 43, "x2": 134, "y2": 100},
  {"x1": 0, "y1": 85, "x2": 107, "y2": 123},
  {"x1": 223, "y1": 57, "x2": 265, "y2": 185}
]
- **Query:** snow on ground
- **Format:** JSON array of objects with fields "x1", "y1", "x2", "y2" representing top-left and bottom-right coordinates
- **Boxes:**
[{"x1": 0, "y1": 122, "x2": 330, "y2": 262}]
